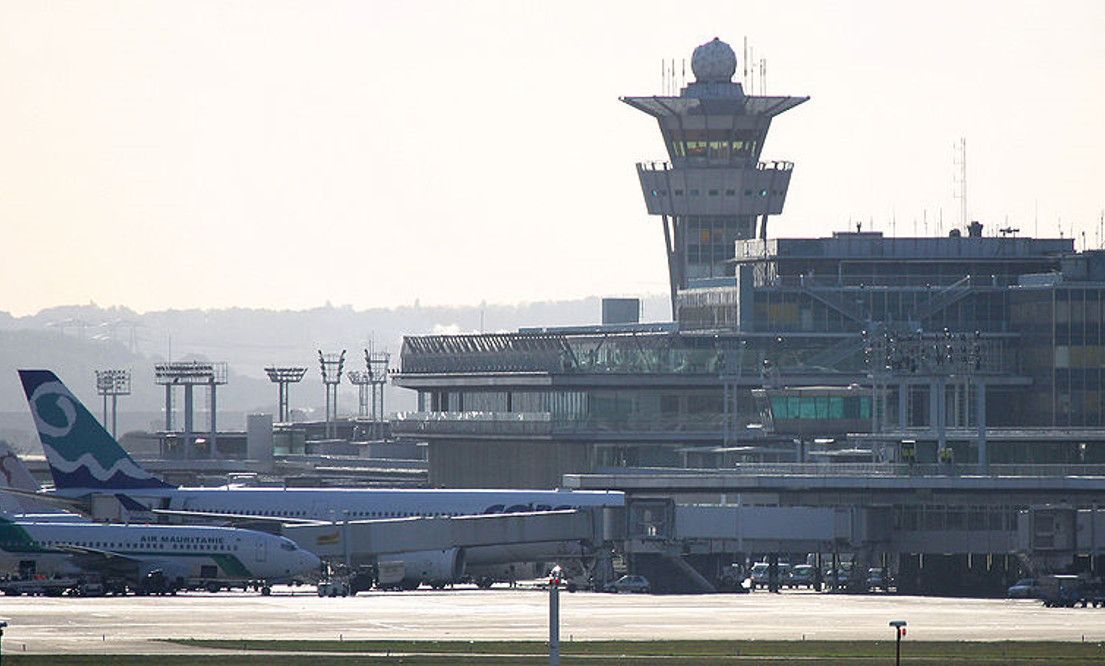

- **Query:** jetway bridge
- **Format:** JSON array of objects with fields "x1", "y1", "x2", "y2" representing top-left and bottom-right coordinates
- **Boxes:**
[{"x1": 282, "y1": 498, "x2": 1105, "y2": 594}]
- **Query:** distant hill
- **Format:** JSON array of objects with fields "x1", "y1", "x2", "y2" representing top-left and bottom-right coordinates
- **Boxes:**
[{"x1": 0, "y1": 296, "x2": 668, "y2": 451}]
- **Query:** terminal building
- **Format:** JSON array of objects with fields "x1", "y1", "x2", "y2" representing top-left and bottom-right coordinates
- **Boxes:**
[
  {"x1": 393, "y1": 37, "x2": 1105, "y2": 487},
  {"x1": 388, "y1": 37, "x2": 1105, "y2": 593}
]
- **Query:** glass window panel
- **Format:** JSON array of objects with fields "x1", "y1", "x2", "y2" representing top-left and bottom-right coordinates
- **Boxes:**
[
  {"x1": 771, "y1": 396, "x2": 789, "y2": 419},
  {"x1": 816, "y1": 396, "x2": 830, "y2": 419},
  {"x1": 797, "y1": 397, "x2": 816, "y2": 419},
  {"x1": 787, "y1": 396, "x2": 801, "y2": 419}
]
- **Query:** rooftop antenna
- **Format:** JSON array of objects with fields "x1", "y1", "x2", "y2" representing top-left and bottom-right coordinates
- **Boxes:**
[
  {"x1": 953, "y1": 138, "x2": 968, "y2": 231},
  {"x1": 923, "y1": 209, "x2": 928, "y2": 236},
  {"x1": 1034, "y1": 200, "x2": 1039, "y2": 237},
  {"x1": 681, "y1": 58, "x2": 686, "y2": 92},
  {"x1": 760, "y1": 58, "x2": 766, "y2": 95},
  {"x1": 743, "y1": 37, "x2": 748, "y2": 88},
  {"x1": 749, "y1": 45, "x2": 755, "y2": 94}
]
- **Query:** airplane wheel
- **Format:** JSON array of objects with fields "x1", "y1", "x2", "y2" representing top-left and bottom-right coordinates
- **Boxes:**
[{"x1": 261, "y1": 586, "x2": 272, "y2": 596}]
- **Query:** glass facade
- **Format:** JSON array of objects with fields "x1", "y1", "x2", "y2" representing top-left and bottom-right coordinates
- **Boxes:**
[
  {"x1": 419, "y1": 387, "x2": 758, "y2": 435},
  {"x1": 683, "y1": 215, "x2": 754, "y2": 280},
  {"x1": 770, "y1": 395, "x2": 871, "y2": 421},
  {"x1": 1012, "y1": 286, "x2": 1105, "y2": 427}
]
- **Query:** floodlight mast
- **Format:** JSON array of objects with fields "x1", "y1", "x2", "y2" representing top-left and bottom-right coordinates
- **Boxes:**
[
  {"x1": 347, "y1": 371, "x2": 372, "y2": 417},
  {"x1": 364, "y1": 347, "x2": 390, "y2": 420},
  {"x1": 94, "y1": 369, "x2": 131, "y2": 438},
  {"x1": 154, "y1": 361, "x2": 228, "y2": 458},
  {"x1": 264, "y1": 366, "x2": 307, "y2": 422},
  {"x1": 318, "y1": 350, "x2": 346, "y2": 439}
]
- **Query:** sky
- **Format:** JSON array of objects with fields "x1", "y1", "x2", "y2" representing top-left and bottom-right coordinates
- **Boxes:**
[{"x1": 1, "y1": 0, "x2": 1103, "y2": 316}]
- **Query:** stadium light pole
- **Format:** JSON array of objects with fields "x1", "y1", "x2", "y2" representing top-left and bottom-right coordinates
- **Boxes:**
[{"x1": 889, "y1": 620, "x2": 907, "y2": 666}]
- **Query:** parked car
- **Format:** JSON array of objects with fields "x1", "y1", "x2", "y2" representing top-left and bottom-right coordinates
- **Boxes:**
[
  {"x1": 750, "y1": 562, "x2": 791, "y2": 589},
  {"x1": 865, "y1": 568, "x2": 889, "y2": 592},
  {"x1": 717, "y1": 564, "x2": 750, "y2": 593},
  {"x1": 1007, "y1": 578, "x2": 1038, "y2": 599},
  {"x1": 604, "y1": 575, "x2": 651, "y2": 594},
  {"x1": 786, "y1": 564, "x2": 816, "y2": 589},
  {"x1": 822, "y1": 566, "x2": 852, "y2": 589}
]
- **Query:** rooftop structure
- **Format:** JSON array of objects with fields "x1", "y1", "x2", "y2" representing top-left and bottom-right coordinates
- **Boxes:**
[{"x1": 623, "y1": 37, "x2": 807, "y2": 312}]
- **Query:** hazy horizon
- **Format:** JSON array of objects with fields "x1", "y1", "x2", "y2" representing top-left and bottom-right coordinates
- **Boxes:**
[{"x1": 3, "y1": 0, "x2": 1103, "y2": 316}]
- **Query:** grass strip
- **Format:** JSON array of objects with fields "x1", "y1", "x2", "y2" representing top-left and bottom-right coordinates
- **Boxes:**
[{"x1": 167, "y1": 638, "x2": 1105, "y2": 660}]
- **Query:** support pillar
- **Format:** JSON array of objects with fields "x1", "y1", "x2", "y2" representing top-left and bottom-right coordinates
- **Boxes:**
[
  {"x1": 183, "y1": 385, "x2": 194, "y2": 459},
  {"x1": 111, "y1": 394, "x2": 118, "y2": 438},
  {"x1": 209, "y1": 383, "x2": 218, "y2": 458},
  {"x1": 164, "y1": 384, "x2": 173, "y2": 430},
  {"x1": 937, "y1": 378, "x2": 947, "y2": 458},
  {"x1": 976, "y1": 381, "x2": 987, "y2": 473},
  {"x1": 898, "y1": 383, "x2": 908, "y2": 429}
]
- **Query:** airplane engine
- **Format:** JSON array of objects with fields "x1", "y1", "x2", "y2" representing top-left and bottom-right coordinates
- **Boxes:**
[{"x1": 381, "y1": 548, "x2": 465, "y2": 589}]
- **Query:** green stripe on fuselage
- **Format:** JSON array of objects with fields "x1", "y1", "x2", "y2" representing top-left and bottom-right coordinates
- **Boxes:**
[{"x1": 0, "y1": 519, "x2": 50, "y2": 554}]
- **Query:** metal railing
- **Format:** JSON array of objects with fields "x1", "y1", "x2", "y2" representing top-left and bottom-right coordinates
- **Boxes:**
[{"x1": 715, "y1": 462, "x2": 1105, "y2": 478}]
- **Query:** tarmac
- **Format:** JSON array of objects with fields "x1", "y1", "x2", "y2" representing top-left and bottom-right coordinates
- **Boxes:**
[{"x1": 1, "y1": 587, "x2": 1103, "y2": 655}]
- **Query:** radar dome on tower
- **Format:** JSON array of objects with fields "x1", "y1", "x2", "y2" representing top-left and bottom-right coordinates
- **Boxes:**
[{"x1": 691, "y1": 37, "x2": 737, "y2": 83}]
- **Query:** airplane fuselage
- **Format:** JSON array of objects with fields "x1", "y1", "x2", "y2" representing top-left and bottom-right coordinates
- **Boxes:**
[{"x1": 0, "y1": 520, "x2": 320, "y2": 584}]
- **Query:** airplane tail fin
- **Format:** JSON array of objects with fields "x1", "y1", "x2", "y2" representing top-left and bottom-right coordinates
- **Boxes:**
[
  {"x1": 18, "y1": 370, "x2": 173, "y2": 491},
  {"x1": 0, "y1": 441, "x2": 47, "y2": 513}
]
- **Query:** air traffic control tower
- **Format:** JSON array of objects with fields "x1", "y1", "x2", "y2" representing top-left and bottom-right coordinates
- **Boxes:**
[{"x1": 623, "y1": 38, "x2": 807, "y2": 312}]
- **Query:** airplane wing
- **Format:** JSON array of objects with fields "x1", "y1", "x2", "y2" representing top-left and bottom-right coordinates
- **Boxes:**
[
  {"x1": 151, "y1": 508, "x2": 328, "y2": 533},
  {"x1": 53, "y1": 544, "x2": 142, "y2": 577},
  {"x1": 0, "y1": 487, "x2": 90, "y2": 515}
]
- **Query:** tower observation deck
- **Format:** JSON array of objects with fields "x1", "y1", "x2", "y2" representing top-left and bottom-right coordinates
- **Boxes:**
[{"x1": 623, "y1": 37, "x2": 807, "y2": 312}]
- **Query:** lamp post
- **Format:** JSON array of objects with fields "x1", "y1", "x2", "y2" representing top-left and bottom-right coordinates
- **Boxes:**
[
  {"x1": 548, "y1": 565, "x2": 562, "y2": 666},
  {"x1": 889, "y1": 620, "x2": 907, "y2": 666},
  {"x1": 0, "y1": 620, "x2": 9, "y2": 664}
]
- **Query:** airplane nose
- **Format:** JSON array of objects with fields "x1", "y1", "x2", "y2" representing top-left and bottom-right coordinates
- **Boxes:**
[{"x1": 303, "y1": 551, "x2": 321, "y2": 572}]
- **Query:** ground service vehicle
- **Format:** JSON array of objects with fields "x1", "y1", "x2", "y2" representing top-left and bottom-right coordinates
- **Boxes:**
[{"x1": 604, "y1": 575, "x2": 650, "y2": 594}]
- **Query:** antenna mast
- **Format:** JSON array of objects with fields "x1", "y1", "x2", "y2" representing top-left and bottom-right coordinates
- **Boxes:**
[{"x1": 953, "y1": 138, "x2": 968, "y2": 231}]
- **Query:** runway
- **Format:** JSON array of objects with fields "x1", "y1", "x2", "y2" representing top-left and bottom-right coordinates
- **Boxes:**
[{"x1": 1, "y1": 587, "x2": 1101, "y2": 655}]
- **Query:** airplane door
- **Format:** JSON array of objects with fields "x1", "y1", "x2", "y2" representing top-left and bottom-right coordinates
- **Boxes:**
[{"x1": 254, "y1": 537, "x2": 267, "y2": 563}]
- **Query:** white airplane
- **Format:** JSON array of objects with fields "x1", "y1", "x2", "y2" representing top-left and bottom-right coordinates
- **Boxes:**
[
  {"x1": 17, "y1": 370, "x2": 624, "y2": 586},
  {"x1": 0, "y1": 516, "x2": 321, "y2": 595},
  {"x1": 0, "y1": 442, "x2": 320, "y2": 594}
]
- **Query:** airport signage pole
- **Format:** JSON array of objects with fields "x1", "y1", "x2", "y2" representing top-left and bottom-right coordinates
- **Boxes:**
[
  {"x1": 889, "y1": 620, "x2": 906, "y2": 666},
  {"x1": 549, "y1": 565, "x2": 561, "y2": 666}
]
